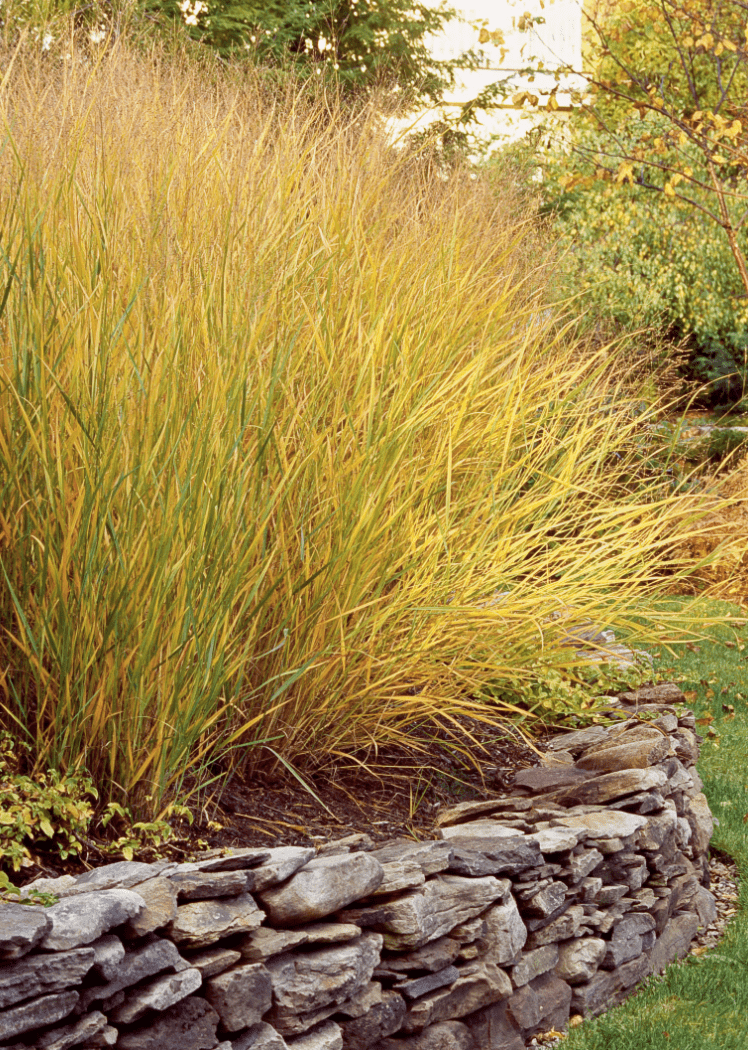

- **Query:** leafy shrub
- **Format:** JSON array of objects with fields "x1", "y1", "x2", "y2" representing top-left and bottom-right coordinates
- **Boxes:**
[
  {"x1": 703, "y1": 427, "x2": 748, "y2": 463},
  {"x1": 0, "y1": 733, "x2": 97, "y2": 873},
  {"x1": 541, "y1": 123, "x2": 748, "y2": 404}
]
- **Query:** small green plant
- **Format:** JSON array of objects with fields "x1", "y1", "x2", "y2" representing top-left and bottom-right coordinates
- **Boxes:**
[
  {"x1": 705, "y1": 427, "x2": 748, "y2": 462},
  {"x1": 99, "y1": 801, "x2": 185, "y2": 862},
  {"x1": 0, "y1": 733, "x2": 98, "y2": 873},
  {"x1": 479, "y1": 657, "x2": 646, "y2": 727}
]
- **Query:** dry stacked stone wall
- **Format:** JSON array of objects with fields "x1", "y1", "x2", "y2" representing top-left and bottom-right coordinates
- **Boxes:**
[{"x1": 0, "y1": 684, "x2": 717, "y2": 1050}]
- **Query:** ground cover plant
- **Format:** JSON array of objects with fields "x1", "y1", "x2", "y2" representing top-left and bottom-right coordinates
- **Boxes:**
[
  {"x1": 0, "y1": 30, "x2": 741, "y2": 849},
  {"x1": 564, "y1": 599, "x2": 748, "y2": 1050}
]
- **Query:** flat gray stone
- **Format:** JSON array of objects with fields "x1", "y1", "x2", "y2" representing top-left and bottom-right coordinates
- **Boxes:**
[
  {"x1": 686, "y1": 792, "x2": 714, "y2": 856},
  {"x1": 380, "y1": 1020, "x2": 476, "y2": 1050},
  {"x1": 463, "y1": 1000, "x2": 523, "y2": 1050},
  {"x1": 266, "y1": 933, "x2": 382, "y2": 1036},
  {"x1": 526, "y1": 905, "x2": 584, "y2": 948},
  {"x1": 436, "y1": 799, "x2": 526, "y2": 827},
  {"x1": 0, "y1": 990, "x2": 78, "y2": 1041},
  {"x1": 338, "y1": 990, "x2": 406, "y2": 1050},
  {"x1": 370, "y1": 860, "x2": 426, "y2": 896},
  {"x1": 618, "y1": 683, "x2": 686, "y2": 706},
  {"x1": 402, "y1": 961, "x2": 512, "y2": 1031},
  {"x1": 168, "y1": 869, "x2": 248, "y2": 901},
  {"x1": 168, "y1": 893, "x2": 265, "y2": 948},
  {"x1": 205, "y1": 962, "x2": 273, "y2": 1032},
  {"x1": 554, "y1": 768, "x2": 667, "y2": 805},
  {"x1": 317, "y1": 833, "x2": 374, "y2": 856},
  {"x1": 529, "y1": 827, "x2": 579, "y2": 852},
  {"x1": 0, "y1": 904, "x2": 51, "y2": 960},
  {"x1": 648, "y1": 912, "x2": 699, "y2": 974},
  {"x1": 342, "y1": 875, "x2": 507, "y2": 951},
  {"x1": 115, "y1": 994, "x2": 220, "y2": 1050},
  {"x1": 524, "y1": 882, "x2": 567, "y2": 917},
  {"x1": 506, "y1": 972, "x2": 571, "y2": 1035},
  {"x1": 285, "y1": 1020, "x2": 342, "y2": 1050},
  {"x1": 336, "y1": 980, "x2": 383, "y2": 1019},
  {"x1": 240, "y1": 923, "x2": 361, "y2": 962},
  {"x1": 0, "y1": 946, "x2": 94, "y2": 1008},
  {"x1": 18, "y1": 875, "x2": 78, "y2": 901},
  {"x1": 576, "y1": 733, "x2": 671, "y2": 773},
  {"x1": 440, "y1": 823, "x2": 519, "y2": 842},
  {"x1": 39, "y1": 890, "x2": 145, "y2": 950},
  {"x1": 35, "y1": 1010, "x2": 113, "y2": 1050},
  {"x1": 109, "y1": 967, "x2": 202, "y2": 1024},
  {"x1": 602, "y1": 914, "x2": 655, "y2": 969},
  {"x1": 512, "y1": 768, "x2": 596, "y2": 792},
  {"x1": 244, "y1": 847, "x2": 316, "y2": 893},
  {"x1": 554, "y1": 810, "x2": 648, "y2": 840},
  {"x1": 71, "y1": 861, "x2": 165, "y2": 893},
  {"x1": 446, "y1": 837, "x2": 541, "y2": 878},
  {"x1": 694, "y1": 885, "x2": 718, "y2": 927},
  {"x1": 259, "y1": 853, "x2": 383, "y2": 926},
  {"x1": 474, "y1": 897, "x2": 527, "y2": 966},
  {"x1": 567, "y1": 847, "x2": 604, "y2": 883},
  {"x1": 571, "y1": 953, "x2": 651, "y2": 1017},
  {"x1": 182, "y1": 946, "x2": 242, "y2": 979},
  {"x1": 375, "y1": 936, "x2": 462, "y2": 977},
  {"x1": 545, "y1": 726, "x2": 610, "y2": 753},
  {"x1": 370, "y1": 841, "x2": 453, "y2": 876},
  {"x1": 395, "y1": 966, "x2": 460, "y2": 1000},
  {"x1": 91, "y1": 934, "x2": 125, "y2": 980},
  {"x1": 595, "y1": 884, "x2": 629, "y2": 905},
  {"x1": 80, "y1": 937, "x2": 188, "y2": 1009},
  {"x1": 511, "y1": 944, "x2": 559, "y2": 987},
  {"x1": 126, "y1": 876, "x2": 179, "y2": 936},
  {"x1": 555, "y1": 938, "x2": 606, "y2": 984},
  {"x1": 231, "y1": 1021, "x2": 289, "y2": 1050},
  {"x1": 190, "y1": 848, "x2": 271, "y2": 872}
]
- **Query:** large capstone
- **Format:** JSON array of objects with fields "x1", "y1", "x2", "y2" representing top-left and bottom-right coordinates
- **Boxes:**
[{"x1": 258, "y1": 854, "x2": 384, "y2": 926}]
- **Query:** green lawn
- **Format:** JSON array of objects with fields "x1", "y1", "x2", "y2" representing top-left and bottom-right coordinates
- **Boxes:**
[{"x1": 564, "y1": 600, "x2": 748, "y2": 1050}]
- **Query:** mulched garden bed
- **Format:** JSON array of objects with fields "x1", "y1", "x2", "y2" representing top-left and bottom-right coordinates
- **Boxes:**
[{"x1": 19, "y1": 715, "x2": 541, "y2": 881}]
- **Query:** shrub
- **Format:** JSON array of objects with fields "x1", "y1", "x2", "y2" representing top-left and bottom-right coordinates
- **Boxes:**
[
  {"x1": 0, "y1": 733, "x2": 97, "y2": 872},
  {"x1": 541, "y1": 123, "x2": 748, "y2": 403}
]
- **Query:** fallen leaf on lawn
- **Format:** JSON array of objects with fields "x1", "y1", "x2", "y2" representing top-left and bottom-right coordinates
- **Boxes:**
[
  {"x1": 696, "y1": 714, "x2": 714, "y2": 724},
  {"x1": 684, "y1": 691, "x2": 698, "y2": 702}
]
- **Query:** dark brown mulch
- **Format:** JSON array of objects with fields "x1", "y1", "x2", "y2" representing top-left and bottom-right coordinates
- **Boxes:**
[
  {"x1": 20, "y1": 716, "x2": 542, "y2": 881},
  {"x1": 201, "y1": 717, "x2": 539, "y2": 853}
]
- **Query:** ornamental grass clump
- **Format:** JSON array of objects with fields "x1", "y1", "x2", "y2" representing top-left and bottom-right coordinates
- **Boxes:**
[{"x1": 0, "y1": 36, "x2": 732, "y2": 819}]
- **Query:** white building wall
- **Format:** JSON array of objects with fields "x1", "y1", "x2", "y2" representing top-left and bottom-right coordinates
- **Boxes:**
[{"x1": 394, "y1": 0, "x2": 586, "y2": 144}]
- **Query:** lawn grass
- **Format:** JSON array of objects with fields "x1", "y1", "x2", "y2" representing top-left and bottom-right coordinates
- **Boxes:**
[{"x1": 563, "y1": 599, "x2": 748, "y2": 1050}]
